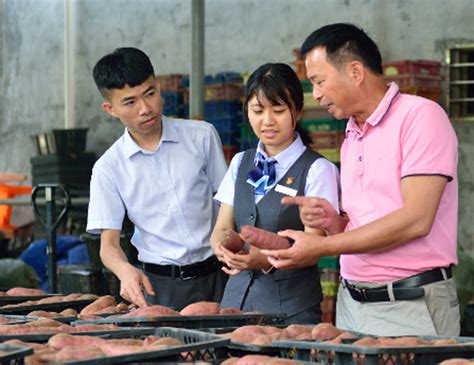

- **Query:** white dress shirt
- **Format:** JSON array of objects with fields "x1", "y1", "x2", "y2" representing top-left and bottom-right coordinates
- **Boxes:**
[
  {"x1": 214, "y1": 133, "x2": 340, "y2": 211},
  {"x1": 87, "y1": 116, "x2": 228, "y2": 265}
]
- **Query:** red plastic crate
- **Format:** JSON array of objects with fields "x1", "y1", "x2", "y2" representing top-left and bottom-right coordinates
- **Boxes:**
[
  {"x1": 205, "y1": 83, "x2": 243, "y2": 101},
  {"x1": 400, "y1": 86, "x2": 442, "y2": 103},
  {"x1": 294, "y1": 60, "x2": 307, "y2": 80},
  {"x1": 384, "y1": 74, "x2": 442, "y2": 89},
  {"x1": 310, "y1": 131, "x2": 345, "y2": 149},
  {"x1": 222, "y1": 145, "x2": 239, "y2": 163},
  {"x1": 383, "y1": 60, "x2": 441, "y2": 76},
  {"x1": 156, "y1": 74, "x2": 185, "y2": 92}
]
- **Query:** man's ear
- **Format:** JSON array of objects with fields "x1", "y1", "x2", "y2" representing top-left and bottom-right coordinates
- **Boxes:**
[
  {"x1": 101, "y1": 101, "x2": 118, "y2": 118},
  {"x1": 346, "y1": 60, "x2": 365, "y2": 85}
]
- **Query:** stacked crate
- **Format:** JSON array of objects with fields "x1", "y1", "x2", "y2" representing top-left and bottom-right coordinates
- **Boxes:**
[
  {"x1": 157, "y1": 74, "x2": 186, "y2": 117},
  {"x1": 183, "y1": 72, "x2": 244, "y2": 164},
  {"x1": 382, "y1": 60, "x2": 442, "y2": 103},
  {"x1": 318, "y1": 256, "x2": 340, "y2": 324},
  {"x1": 300, "y1": 80, "x2": 347, "y2": 167}
]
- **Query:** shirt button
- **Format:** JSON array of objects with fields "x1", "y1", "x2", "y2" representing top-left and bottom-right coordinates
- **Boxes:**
[
  {"x1": 358, "y1": 156, "x2": 363, "y2": 161},
  {"x1": 250, "y1": 214, "x2": 254, "y2": 219},
  {"x1": 358, "y1": 137, "x2": 363, "y2": 142}
]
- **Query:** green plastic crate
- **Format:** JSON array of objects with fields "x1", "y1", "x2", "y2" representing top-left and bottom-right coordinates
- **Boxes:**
[
  {"x1": 318, "y1": 256, "x2": 340, "y2": 270},
  {"x1": 300, "y1": 79, "x2": 312, "y2": 93},
  {"x1": 301, "y1": 118, "x2": 347, "y2": 132}
]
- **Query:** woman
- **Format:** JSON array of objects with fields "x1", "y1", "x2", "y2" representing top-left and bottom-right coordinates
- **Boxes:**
[{"x1": 211, "y1": 63, "x2": 340, "y2": 324}]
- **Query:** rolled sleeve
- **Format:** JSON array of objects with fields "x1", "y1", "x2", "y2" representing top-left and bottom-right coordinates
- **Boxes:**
[{"x1": 214, "y1": 152, "x2": 243, "y2": 206}]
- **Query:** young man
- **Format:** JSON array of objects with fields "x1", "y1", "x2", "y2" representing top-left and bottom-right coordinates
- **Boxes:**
[
  {"x1": 87, "y1": 47, "x2": 228, "y2": 309},
  {"x1": 261, "y1": 23, "x2": 460, "y2": 336}
]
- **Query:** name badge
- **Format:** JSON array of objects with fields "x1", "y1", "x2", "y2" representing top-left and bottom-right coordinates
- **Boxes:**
[{"x1": 275, "y1": 184, "x2": 297, "y2": 197}]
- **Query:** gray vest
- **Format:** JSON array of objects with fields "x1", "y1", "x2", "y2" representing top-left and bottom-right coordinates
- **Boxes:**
[{"x1": 220, "y1": 148, "x2": 324, "y2": 319}]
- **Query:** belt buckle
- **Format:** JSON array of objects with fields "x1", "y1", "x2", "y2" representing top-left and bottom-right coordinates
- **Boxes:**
[
  {"x1": 352, "y1": 286, "x2": 369, "y2": 302},
  {"x1": 179, "y1": 266, "x2": 197, "y2": 281}
]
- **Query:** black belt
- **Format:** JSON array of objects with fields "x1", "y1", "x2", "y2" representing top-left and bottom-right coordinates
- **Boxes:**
[
  {"x1": 142, "y1": 255, "x2": 222, "y2": 280},
  {"x1": 343, "y1": 266, "x2": 452, "y2": 303}
]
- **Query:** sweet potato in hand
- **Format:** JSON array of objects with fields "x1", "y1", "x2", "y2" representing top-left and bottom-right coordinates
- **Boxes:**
[
  {"x1": 240, "y1": 225, "x2": 290, "y2": 250},
  {"x1": 221, "y1": 230, "x2": 245, "y2": 253}
]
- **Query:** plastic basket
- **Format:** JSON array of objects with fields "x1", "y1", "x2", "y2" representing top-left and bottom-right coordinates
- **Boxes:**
[
  {"x1": 384, "y1": 74, "x2": 442, "y2": 89},
  {"x1": 314, "y1": 148, "x2": 340, "y2": 163},
  {"x1": 207, "y1": 114, "x2": 243, "y2": 134},
  {"x1": 310, "y1": 131, "x2": 345, "y2": 149},
  {"x1": 0, "y1": 325, "x2": 155, "y2": 343},
  {"x1": 204, "y1": 101, "x2": 243, "y2": 118},
  {"x1": 72, "y1": 313, "x2": 286, "y2": 330},
  {"x1": 400, "y1": 86, "x2": 442, "y2": 103},
  {"x1": 301, "y1": 119, "x2": 347, "y2": 132},
  {"x1": 0, "y1": 298, "x2": 95, "y2": 315},
  {"x1": 156, "y1": 74, "x2": 185, "y2": 92},
  {"x1": 205, "y1": 82, "x2": 244, "y2": 101},
  {"x1": 0, "y1": 343, "x2": 33, "y2": 365},
  {"x1": 382, "y1": 60, "x2": 441, "y2": 76},
  {"x1": 51, "y1": 129, "x2": 88, "y2": 156},
  {"x1": 275, "y1": 335, "x2": 474, "y2": 364}
]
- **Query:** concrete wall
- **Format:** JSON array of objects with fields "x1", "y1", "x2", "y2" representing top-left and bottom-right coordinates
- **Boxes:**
[{"x1": 0, "y1": 0, "x2": 473, "y2": 253}]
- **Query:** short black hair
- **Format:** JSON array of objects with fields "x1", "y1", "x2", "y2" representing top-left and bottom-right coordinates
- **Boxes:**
[
  {"x1": 244, "y1": 63, "x2": 312, "y2": 146},
  {"x1": 92, "y1": 47, "x2": 155, "y2": 99},
  {"x1": 301, "y1": 23, "x2": 383, "y2": 75}
]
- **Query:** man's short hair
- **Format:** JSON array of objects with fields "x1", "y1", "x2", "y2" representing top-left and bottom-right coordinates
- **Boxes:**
[
  {"x1": 93, "y1": 47, "x2": 155, "y2": 99},
  {"x1": 301, "y1": 23, "x2": 383, "y2": 75}
]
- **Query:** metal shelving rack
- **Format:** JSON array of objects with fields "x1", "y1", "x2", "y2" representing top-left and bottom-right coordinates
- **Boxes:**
[{"x1": 446, "y1": 44, "x2": 474, "y2": 122}]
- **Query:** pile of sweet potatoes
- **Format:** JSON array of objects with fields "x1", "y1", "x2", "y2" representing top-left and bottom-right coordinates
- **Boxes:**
[{"x1": 4, "y1": 333, "x2": 184, "y2": 364}]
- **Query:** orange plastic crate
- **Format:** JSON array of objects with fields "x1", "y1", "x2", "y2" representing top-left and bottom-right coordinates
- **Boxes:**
[{"x1": 0, "y1": 184, "x2": 32, "y2": 237}]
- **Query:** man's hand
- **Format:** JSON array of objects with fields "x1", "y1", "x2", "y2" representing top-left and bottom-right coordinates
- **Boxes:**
[
  {"x1": 282, "y1": 196, "x2": 344, "y2": 234},
  {"x1": 260, "y1": 230, "x2": 327, "y2": 270},
  {"x1": 117, "y1": 264, "x2": 155, "y2": 307}
]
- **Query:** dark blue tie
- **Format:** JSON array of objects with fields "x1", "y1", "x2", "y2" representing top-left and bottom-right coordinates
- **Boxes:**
[{"x1": 246, "y1": 152, "x2": 277, "y2": 195}]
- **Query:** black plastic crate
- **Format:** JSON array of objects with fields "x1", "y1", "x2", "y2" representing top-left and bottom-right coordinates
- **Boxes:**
[
  {"x1": 0, "y1": 298, "x2": 95, "y2": 315},
  {"x1": 72, "y1": 313, "x2": 286, "y2": 330},
  {"x1": 275, "y1": 335, "x2": 474, "y2": 364},
  {"x1": 0, "y1": 344, "x2": 33, "y2": 365},
  {"x1": 47, "y1": 327, "x2": 229, "y2": 364},
  {"x1": 0, "y1": 325, "x2": 155, "y2": 343},
  {"x1": 57, "y1": 265, "x2": 106, "y2": 296}
]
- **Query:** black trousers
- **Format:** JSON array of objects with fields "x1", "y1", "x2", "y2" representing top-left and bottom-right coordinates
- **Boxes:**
[{"x1": 143, "y1": 269, "x2": 228, "y2": 311}]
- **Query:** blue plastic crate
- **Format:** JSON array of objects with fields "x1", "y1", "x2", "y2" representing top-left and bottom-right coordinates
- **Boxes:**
[
  {"x1": 204, "y1": 101, "x2": 242, "y2": 118},
  {"x1": 218, "y1": 130, "x2": 240, "y2": 146},
  {"x1": 207, "y1": 114, "x2": 243, "y2": 134},
  {"x1": 162, "y1": 92, "x2": 185, "y2": 117},
  {"x1": 239, "y1": 138, "x2": 258, "y2": 151},
  {"x1": 181, "y1": 72, "x2": 243, "y2": 87}
]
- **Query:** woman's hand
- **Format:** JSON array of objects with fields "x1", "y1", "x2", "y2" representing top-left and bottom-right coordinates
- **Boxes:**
[{"x1": 219, "y1": 245, "x2": 271, "y2": 275}]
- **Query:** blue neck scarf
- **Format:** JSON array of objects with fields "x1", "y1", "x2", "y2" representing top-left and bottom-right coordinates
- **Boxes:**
[{"x1": 246, "y1": 152, "x2": 277, "y2": 195}]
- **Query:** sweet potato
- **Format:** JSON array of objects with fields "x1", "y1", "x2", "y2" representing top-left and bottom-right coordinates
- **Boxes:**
[
  {"x1": 5, "y1": 287, "x2": 46, "y2": 296},
  {"x1": 310, "y1": 323, "x2": 343, "y2": 340},
  {"x1": 221, "y1": 229, "x2": 245, "y2": 253},
  {"x1": 240, "y1": 225, "x2": 290, "y2": 250},
  {"x1": 80, "y1": 295, "x2": 116, "y2": 315},
  {"x1": 180, "y1": 301, "x2": 220, "y2": 316},
  {"x1": 219, "y1": 307, "x2": 243, "y2": 315},
  {"x1": 285, "y1": 324, "x2": 313, "y2": 339},
  {"x1": 440, "y1": 359, "x2": 474, "y2": 365},
  {"x1": 47, "y1": 333, "x2": 107, "y2": 350},
  {"x1": 120, "y1": 304, "x2": 179, "y2": 318}
]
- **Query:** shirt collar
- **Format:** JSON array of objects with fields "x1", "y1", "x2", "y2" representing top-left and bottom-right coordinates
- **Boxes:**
[
  {"x1": 346, "y1": 82, "x2": 400, "y2": 133},
  {"x1": 123, "y1": 116, "x2": 179, "y2": 159},
  {"x1": 254, "y1": 132, "x2": 306, "y2": 169}
]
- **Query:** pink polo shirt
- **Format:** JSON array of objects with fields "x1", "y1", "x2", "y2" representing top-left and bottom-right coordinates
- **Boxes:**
[{"x1": 340, "y1": 83, "x2": 458, "y2": 282}]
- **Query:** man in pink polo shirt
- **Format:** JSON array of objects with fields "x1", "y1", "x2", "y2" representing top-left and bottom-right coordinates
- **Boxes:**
[{"x1": 261, "y1": 23, "x2": 460, "y2": 336}]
